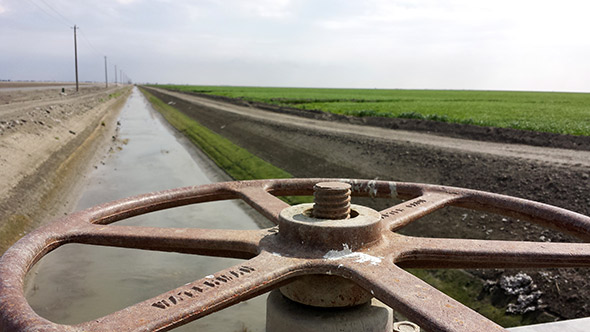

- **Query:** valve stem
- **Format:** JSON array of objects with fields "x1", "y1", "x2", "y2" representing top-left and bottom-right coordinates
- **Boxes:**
[{"x1": 312, "y1": 182, "x2": 351, "y2": 219}]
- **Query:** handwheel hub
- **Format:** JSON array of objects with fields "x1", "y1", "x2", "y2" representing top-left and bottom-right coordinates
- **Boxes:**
[
  {"x1": 278, "y1": 203, "x2": 383, "y2": 251},
  {"x1": 278, "y1": 180, "x2": 382, "y2": 251},
  {"x1": 277, "y1": 182, "x2": 382, "y2": 307}
]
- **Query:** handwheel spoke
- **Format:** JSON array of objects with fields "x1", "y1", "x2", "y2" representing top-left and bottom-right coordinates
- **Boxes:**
[
  {"x1": 71, "y1": 224, "x2": 268, "y2": 259},
  {"x1": 78, "y1": 252, "x2": 301, "y2": 332},
  {"x1": 456, "y1": 191, "x2": 590, "y2": 241},
  {"x1": 239, "y1": 187, "x2": 290, "y2": 224},
  {"x1": 395, "y1": 236, "x2": 590, "y2": 269},
  {"x1": 345, "y1": 262, "x2": 507, "y2": 332},
  {"x1": 380, "y1": 192, "x2": 459, "y2": 231}
]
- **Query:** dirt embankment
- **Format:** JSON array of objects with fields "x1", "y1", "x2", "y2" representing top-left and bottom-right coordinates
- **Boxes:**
[
  {"x1": 144, "y1": 86, "x2": 590, "y2": 323},
  {"x1": 176, "y1": 89, "x2": 590, "y2": 151},
  {"x1": 0, "y1": 84, "x2": 132, "y2": 253}
]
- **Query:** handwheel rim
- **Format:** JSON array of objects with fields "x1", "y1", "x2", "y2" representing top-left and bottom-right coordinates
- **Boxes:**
[{"x1": 1, "y1": 178, "x2": 589, "y2": 332}]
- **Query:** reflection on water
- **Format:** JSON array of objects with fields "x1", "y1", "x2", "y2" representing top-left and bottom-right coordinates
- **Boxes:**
[{"x1": 25, "y1": 88, "x2": 267, "y2": 331}]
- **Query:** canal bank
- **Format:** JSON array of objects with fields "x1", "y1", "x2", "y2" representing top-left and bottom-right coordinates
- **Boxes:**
[
  {"x1": 0, "y1": 85, "x2": 131, "y2": 253},
  {"x1": 24, "y1": 88, "x2": 268, "y2": 331}
]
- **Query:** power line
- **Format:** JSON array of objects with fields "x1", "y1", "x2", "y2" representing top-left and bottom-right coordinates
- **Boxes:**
[
  {"x1": 28, "y1": 0, "x2": 104, "y2": 57},
  {"x1": 26, "y1": 0, "x2": 104, "y2": 56},
  {"x1": 37, "y1": 0, "x2": 73, "y2": 26},
  {"x1": 25, "y1": 0, "x2": 115, "y2": 86},
  {"x1": 29, "y1": 0, "x2": 104, "y2": 56},
  {"x1": 24, "y1": 0, "x2": 70, "y2": 28},
  {"x1": 79, "y1": 28, "x2": 104, "y2": 56}
]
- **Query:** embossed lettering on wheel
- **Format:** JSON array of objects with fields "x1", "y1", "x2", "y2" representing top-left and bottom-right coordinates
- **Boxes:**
[{"x1": 1, "y1": 178, "x2": 590, "y2": 332}]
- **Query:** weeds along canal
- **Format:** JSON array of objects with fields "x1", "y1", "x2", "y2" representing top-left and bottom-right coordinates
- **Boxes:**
[{"x1": 24, "y1": 87, "x2": 267, "y2": 331}]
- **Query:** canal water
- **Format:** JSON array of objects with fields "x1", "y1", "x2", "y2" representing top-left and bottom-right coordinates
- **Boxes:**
[{"x1": 24, "y1": 87, "x2": 267, "y2": 331}]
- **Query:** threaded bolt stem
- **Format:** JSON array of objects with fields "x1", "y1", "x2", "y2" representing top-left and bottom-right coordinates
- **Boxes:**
[{"x1": 312, "y1": 182, "x2": 351, "y2": 219}]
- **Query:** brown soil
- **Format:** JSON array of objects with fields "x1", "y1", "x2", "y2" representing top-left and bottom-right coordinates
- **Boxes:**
[
  {"x1": 143, "y1": 86, "x2": 590, "y2": 324},
  {"x1": 0, "y1": 84, "x2": 132, "y2": 253}
]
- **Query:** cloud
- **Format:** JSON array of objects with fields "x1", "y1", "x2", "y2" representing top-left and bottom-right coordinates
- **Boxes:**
[
  {"x1": 3, "y1": 0, "x2": 588, "y2": 91},
  {"x1": 317, "y1": 0, "x2": 506, "y2": 32},
  {"x1": 223, "y1": 0, "x2": 294, "y2": 19},
  {"x1": 116, "y1": 0, "x2": 140, "y2": 4}
]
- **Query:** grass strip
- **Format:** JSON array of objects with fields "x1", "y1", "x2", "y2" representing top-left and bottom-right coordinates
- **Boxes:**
[{"x1": 139, "y1": 88, "x2": 309, "y2": 205}]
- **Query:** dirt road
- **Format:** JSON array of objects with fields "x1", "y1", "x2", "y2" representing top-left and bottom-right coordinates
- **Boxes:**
[
  {"x1": 0, "y1": 83, "x2": 132, "y2": 252},
  {"x1": 144, "y1": 86, "x2": 590, "y2": 323}
]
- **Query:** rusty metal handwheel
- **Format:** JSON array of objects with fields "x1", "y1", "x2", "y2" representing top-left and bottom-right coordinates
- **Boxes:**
[{"x1": 1, "y1": 178, "x2": 590, "y2": 332}]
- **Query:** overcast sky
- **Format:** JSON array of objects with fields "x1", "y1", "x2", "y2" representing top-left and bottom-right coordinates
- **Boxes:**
[{"x1": 1, "y1": 0, "x2": 589, "y2": 92}]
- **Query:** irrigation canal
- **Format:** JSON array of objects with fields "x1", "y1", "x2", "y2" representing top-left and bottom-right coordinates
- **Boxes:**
[{"x1": 24, "y1": 87, "x2": 267, "y2": 331}]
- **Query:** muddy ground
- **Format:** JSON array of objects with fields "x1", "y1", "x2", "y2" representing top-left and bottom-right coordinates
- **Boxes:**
[{"x1": 144, "y1": 86, "x2": 590, "y2": 324}]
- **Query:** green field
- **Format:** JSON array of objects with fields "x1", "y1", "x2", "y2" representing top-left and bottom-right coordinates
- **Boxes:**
[{"x1": 157, "y1": 85, "x2": 590, "y2": 136}]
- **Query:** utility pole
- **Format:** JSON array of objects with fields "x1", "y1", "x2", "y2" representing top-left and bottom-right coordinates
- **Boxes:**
[
  {"x1": 73, "y1": 25, "x2": 79, "y2": 92},
  {"x1": 104, "y1": 56, "x2": 108, "y2": 88},
  {"x1": 120, "y1": 69, "x2": 122, "y2": 85},
  {"x1": 114, "y1": 65, "x2": 117, "y2": 85}
]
